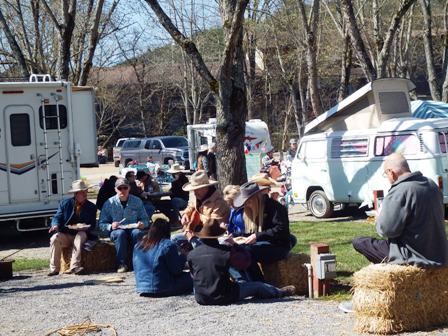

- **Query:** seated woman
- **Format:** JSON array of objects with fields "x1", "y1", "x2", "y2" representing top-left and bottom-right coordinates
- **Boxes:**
[
  {"x1": 223, "y1": 185, "x2": 244, "y2": 236},
  {"x1": 167, "y1": 164, "x2": 190, "y2": 216},
  {"x1": 133, "y1": 219, "x2": 193, "y2": 297},
  {"x1": 96, "y1": 175, "x2": 118, "y2": 211},
  {"x1": 127, "y1": 170, "x2": 155, "y2": 218},
  {"x1": 231, "y1": 182, "x2": 293, "y2": 280}
]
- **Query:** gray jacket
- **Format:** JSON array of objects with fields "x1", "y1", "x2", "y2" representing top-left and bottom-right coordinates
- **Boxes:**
[{"x1": 376, "y1": 171, "x2": 448, "y2": 267}]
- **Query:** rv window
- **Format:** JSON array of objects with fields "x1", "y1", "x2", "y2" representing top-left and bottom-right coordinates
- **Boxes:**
[
  {"x1": 305, "y1": 141, "x2": 326, "y2": 159},
  {"x1": 10, "y1": 114, "x2": 31, "y2": 146},
  {"x1": 439, "y1": 132, "x2": 448, "y2": 153},
  {"x1": 374, "y1": 134, "x2": 419, "y2": 156},
  {"x1": 331, "y1": 138, "x2": 368, "y2": 158},
  {"x1": 378, "y1": 92, "x2": 409, "y2": 115},
  {"x1": 39, "y1": 105, "x2": 67, "y2": 129}
]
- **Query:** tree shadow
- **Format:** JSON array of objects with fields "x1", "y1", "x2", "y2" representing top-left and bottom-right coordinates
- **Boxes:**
[{"x1": 0, "y1": 281, "x2": 95, "y2": 294}]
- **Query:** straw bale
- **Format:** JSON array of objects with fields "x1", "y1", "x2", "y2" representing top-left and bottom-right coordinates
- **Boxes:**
[
  {"x1": 352, "y1": 264, "x2": 448, "y2": 334},
  {"x1": 60, "y1": 239, "x2": 117, "y2": 274},
  {"x1": 259, "y1": 253, "x2": 310, "y2": 295}
]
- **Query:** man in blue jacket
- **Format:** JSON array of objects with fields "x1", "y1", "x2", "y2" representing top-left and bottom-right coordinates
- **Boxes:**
[
  {"x1": 353, "y1": 153, "x2": 448, "y2": 267},
  {"x1": 48, "y1": 180, "x2": 97, "y2": 276},
  {"x1": 99, "y1": 177, "x2": 149, "y2": 273}
]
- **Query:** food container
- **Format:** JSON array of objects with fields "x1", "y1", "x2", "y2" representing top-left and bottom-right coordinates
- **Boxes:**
[{"x1": 0, "y1": 260, "x2": 14, "y2": 280}]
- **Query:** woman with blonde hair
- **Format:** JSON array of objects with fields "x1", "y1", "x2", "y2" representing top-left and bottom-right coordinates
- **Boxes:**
[
  {"x1": 232, "y1": 181, "x2": 293, "y2": 280},
  {"x1": 223, "y1": 185, "x2": 244, "y2": 236}
]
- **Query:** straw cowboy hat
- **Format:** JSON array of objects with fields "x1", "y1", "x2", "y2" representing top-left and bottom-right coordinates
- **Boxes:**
[
  {"x1": 167, "y1": 163, "x2": 189, "y2": 174},
  {"x1": 250, "y1": 173, "x2": 280, "y2": 187},
  {"x1": 68, "y1": 179, "x2": 93, "y2": 193},
  {"x1": 194, "y1": 219, "x2": 226, "y2": 238},
  {"x1": 233, "y1": 181, "x2": 269, "y2": 208},
  {"x1": 198, "y1": 144, "x2": 209, "y2": 152},
  {"x1": 182, "y1": 170, "x2": 218, "y2": 191}
]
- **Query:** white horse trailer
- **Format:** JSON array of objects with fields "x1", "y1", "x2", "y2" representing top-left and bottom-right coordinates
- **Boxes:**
[{"x1": 0, "y1": 75, "x2": 97, "y2": 231}]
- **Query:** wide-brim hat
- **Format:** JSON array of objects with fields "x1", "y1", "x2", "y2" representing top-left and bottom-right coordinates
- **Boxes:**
[
  {"x1": 68, "y1": 179, "x2": 93, "y2": 193},
  {"x1": 250, "y1": 173, "x2": 280, "y2": 187},
  {"x1": 198, "y1": 144, "x2": 209, "y2": 152},
  {"x1": 167, "y1": 163, "x2": 189, "y2": 174},
  {"x1": 194, "y1": 221, "x2": 226, "y2": 238},
  {"x1": 233, "y1": 181, "x2": 269, "y2": 208},
  {"x1": 183, "y1": 171, "x2": 219, "y2": 191}
]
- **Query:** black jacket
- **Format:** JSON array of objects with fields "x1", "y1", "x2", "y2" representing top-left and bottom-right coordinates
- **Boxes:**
[
  {"x1": 170, "y1": 174, "x2": 189, "y2": 201},
  {"x1": 255, "y1": 195, "x2": 290, "y2": 248},
  {"x1": 187, "y1": 239, "x2": 239, "y2": 305}
]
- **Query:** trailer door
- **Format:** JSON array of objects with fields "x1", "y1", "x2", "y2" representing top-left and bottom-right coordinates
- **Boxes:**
[{"x1": 4, "y1": 106, "x2": 39, "y2": 202}]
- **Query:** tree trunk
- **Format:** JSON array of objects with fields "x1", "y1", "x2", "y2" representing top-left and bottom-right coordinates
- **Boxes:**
[
  {"x1": 0, "y1": 7, "x2": 29, "y2": 77},
  {"x1": 338, "y1": 32, "x2": 352, "y2": 101},
  {"x1": 340, "y1": 0, "x2": 377, "y2": 81},
  {"x1": 419, "y1": 0, "x2": 441, "y2": 100}
]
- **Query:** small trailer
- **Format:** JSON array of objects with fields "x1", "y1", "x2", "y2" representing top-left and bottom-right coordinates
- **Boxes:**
[{"x1": 0, "y1": 75, "x2": 97, "y2": 231}]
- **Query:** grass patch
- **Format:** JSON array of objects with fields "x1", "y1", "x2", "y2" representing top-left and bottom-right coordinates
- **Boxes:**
[
  {"x1": 289, "y1": 220, "x2": 381, "y2": 300},
  {"x1": 12, "y1": 258, "x2": 49, "y2": 272}
]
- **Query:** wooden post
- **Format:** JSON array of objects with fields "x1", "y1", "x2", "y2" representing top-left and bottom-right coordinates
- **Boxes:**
[{"x1": 310, "y1": 243, "x2": 330, "y2": 297}]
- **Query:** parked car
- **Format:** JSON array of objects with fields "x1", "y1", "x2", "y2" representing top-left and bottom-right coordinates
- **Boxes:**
[
  {"x1": 113, "y1": 137, "x2": 136, "y2": 167},
  {"x1": 119, "y1": 136, "x2": 190, "y2": 167}
]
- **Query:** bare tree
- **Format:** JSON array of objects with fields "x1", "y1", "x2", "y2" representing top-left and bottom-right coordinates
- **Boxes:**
[{"x1": 143, "y1": 0, "x2": 249, "y2": 185}]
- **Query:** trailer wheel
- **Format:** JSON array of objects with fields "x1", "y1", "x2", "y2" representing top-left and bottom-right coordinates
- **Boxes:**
[{"x1": 308, "y1": 190, "x2": 333, "y2": 218}]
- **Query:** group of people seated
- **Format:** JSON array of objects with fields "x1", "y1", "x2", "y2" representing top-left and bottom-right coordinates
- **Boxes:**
[{"x1": 47, "y1": 163, "x2": 297, "y2": 305}]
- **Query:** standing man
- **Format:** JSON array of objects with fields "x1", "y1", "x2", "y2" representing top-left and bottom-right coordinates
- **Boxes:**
[
  {"x1": 206, "y1": 143, "x2": 217, "y2": 180},
  {"x1": 99, "y1": 178, "x2": 149, "y2": 273},
  {"x1": 352, "y1": 152, "x2": 448, "y2": 267},
  {"x1": 48, "y1": 180, "x2": 97, "y2": 276},
  {"x1": 286, "y1": 139, "x2": 298, "y2": 162}
]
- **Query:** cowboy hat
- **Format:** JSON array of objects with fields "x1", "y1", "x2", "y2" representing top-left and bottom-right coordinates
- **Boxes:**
[
  {"x1": 167, "y1": 163, "x2": 189, "y2": 174},
  {"x1": 194, "y1": 220, "x2": 226, "y2": 238},
  {"x1": 198, "y1": 144, "x2": 209, "y2": 152},
  {"x1": 182, "y1": 170, "x2": 219, "y2": 191},
  {"x1": 233, "y1": 181, "x2": 269, "y2": 208},
  {"x1": 68, "y1": 179, "x2": 93, "y2": 193},
  {"x1": 250, "y1": 173, "x2": 280, "y2": 187}
]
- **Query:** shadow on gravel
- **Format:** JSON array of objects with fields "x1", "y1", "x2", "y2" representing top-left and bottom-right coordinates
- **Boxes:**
[
  {"x1": 0, "y1": 281, "x2": 94, "y2": 294},
  {"x1": 234, "y1": 297, "x2": 303, "y2": 306}
]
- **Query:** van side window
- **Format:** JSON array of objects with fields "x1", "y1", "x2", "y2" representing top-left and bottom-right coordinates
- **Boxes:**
[
  {"x1": 439, "y1": 132, "x2": 448, "y2": 153},
  {"x1": 304, "y1": 141, "x2": 326, "y2": 159},
  {"x1": 10, "y1": 114, "x2": 31, "y2": 146},
  {"x1": 39, "y1": 105, "x2": 67, "y2": 129},
  {"x1": 374, "y1": 134, "x2": 419, "y2": 156},
  {"x1": 331, "y1": 138, "x2": 368, "y2": 158}
]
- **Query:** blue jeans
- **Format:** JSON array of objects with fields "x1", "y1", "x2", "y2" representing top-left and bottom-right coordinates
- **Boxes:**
[
  {"x1": 143, "y1": 201, "x2": 156, "y2": 219},
  {"x1": 171, "y1": 197, "x2": 188, "y2": 213},
  {"x1": 110, "y1": 228, "x2": 145, "y2": 266},
  {"x1": 238, "y1": 281, "x2": 281, "y2": 300}
]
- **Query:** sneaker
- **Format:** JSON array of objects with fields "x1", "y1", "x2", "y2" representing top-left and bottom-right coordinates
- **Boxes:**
[
  {"x1": 280, "y1": 285, "x2": 296, "y2": 297},
  {"x1": 117, "y1": 265, "x2": 128, "y2": 273},
  {"x1": 338, "y1": 300, "x2": 354, "y2": 313},
  {"x1": 47, "y1": 270, "x2": 59, "y2": 276},
  {"x1": 72, "y1": 266, "x2": 85, "y2": 275}
]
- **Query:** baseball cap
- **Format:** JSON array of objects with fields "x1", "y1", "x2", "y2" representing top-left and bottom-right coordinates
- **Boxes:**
[
  {"x1": 289, "y1": 139, "x2": 297, "y2": 144},
  {"x1": 115, "y1": 178, "x2": 129, "y2": 188}
]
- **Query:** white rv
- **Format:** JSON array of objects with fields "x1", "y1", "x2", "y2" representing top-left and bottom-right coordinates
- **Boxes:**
[
  {"x1": 187, "y1": 119, "x2": 272, "y2": 179},
  {"x1": 0, "y1": 75, "x2": 97, "y2": 230},
  {"x1": 291, "y1": 78, "x2": 448, "y2": 218}
]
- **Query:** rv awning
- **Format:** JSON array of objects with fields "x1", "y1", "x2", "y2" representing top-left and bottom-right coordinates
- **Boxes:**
[{"x1": 411, "y1": 100, "x2": 448, "y2": 119}]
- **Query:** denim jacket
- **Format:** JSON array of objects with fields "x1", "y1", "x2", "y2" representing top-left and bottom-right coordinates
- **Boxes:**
[
  {"x1": 99, "y1": 194, "x2": 149, "y2": 231},
  {"x1": 51, "y1": 197, "x2": 97, "y2": 235},
  {"x1": 133, "y1": 239, "x2": 187, "y2": 294}
]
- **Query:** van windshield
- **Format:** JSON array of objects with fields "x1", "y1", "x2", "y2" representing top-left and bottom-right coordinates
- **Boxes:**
[{"x1": 161, "y1": 137, "x2": 188, "y2": 148}]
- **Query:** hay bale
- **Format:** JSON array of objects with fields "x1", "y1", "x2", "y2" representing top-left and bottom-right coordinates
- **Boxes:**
[
  {"x1": 259, "y1": 253, "x2": 310, "y2": 295},
  {"x1": 352, "y1": 264, "x2": 448, "y2": 334},
  {"x1": 60, "y1": 239, "x2": 117, "y2": 274}
]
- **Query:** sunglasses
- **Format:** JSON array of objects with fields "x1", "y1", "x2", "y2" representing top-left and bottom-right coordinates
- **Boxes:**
[{"x1": 117, "y1": 186, "x2": 129, "y2": 191}]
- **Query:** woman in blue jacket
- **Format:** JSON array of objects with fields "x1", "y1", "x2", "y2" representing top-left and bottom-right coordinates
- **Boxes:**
[{"x1": 133, "y1": 219, "x2": 192, "y2": 297}]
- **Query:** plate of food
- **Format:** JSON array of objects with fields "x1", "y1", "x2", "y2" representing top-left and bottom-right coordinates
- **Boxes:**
[
  {"x1": 67, "y1": 223, "x2": 90, "y2": 230},
  {"x1": 233, "y1": 236, "x2": 247, "y2": 245},
  {"x1": 118, "y1": 223, "x2": 139, "y2": 229}
]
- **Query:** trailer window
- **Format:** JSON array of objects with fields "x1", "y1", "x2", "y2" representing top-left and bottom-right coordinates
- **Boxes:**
[
  {"x1": 439, "y1": 132, "x2": 448, "y2": 153},
  {"x1": 10, "y1": 114, "x2": 31, "y2": 146},
  {"x1": 331, "y1": 138, "x2": 368, "y2": 158},
  {"x1": 39, "y1": 105, "x2": 67, "y2": 129},
  {"x1": 378, "y1": 92, "x2": 409, "y2": 115},
  {"x1": 374, "y1": 134, "x2": 419, "y2": 156}
]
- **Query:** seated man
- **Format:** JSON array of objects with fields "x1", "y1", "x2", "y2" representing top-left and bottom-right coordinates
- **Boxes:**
[
  {"x1": 353, "y1": 152, "x2": 448, "y2": 267},
  {"x1": 48, "y1": 180, "x2": 97, "y2": 276},
  {"x1": 127, "y1": 170, "x2": 155, "y2": 218},
  {"x1": 176, "y1": 171, "x2": 230, "y2": 246},
  {"x1": 99, "y1": 178, "x2": 149, "y2": 273}
]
